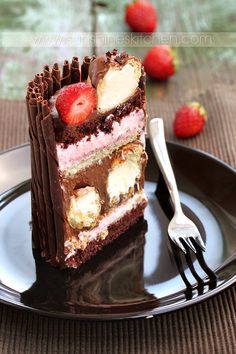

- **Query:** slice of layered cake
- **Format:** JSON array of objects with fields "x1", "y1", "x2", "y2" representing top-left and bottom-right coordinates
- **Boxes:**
[{"x1": 26, "y1": 49, "x2": 148, "y2": 268}]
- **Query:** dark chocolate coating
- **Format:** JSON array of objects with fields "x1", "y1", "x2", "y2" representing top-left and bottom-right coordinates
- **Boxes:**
[{"x1": 88, "y1": 50, "x2": 135, "y2": 88}]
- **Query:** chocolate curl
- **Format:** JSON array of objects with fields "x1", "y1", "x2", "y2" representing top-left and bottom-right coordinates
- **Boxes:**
[
  {"x1": 29, "y1": 93, "x2": 48, "y2": 254},
  {"x1": 41, "y1": 103, "x2": 65, "y2": 265},
  {"x1": 44, "y1": 65, "x2": 53, "y2": 98},
  {"x1": 27, "y1": 93, "x2": 44, "y2": 250},
  {"x1": 61, "y1": 59, "x2": 71, "y2": 87},
  {"x1": 35, "y1": 99, "x2": 57, "y2": 264},
  {"x1": 26, "y1": 90, "x2": 39, "y2": 248},
  {"x1": 26, "y1": 85, "x2": 35, "y2": 117},
  {"x1": 81, "y1": 55, "x2": 95, "y2": 81},
  {"x1": 42, "y1": 100, "x2": 50, "y2": 120},
  {"x1": 34, "y1": 96, "x2": 49, "y2": 257},
  {"x1": 43, "y1": 80, "x2": 49, "y2": 100},
  {"x1": 26, "y1": 81, "x2": 40, "y2": 100},
  {"x1": 29, "y1": 93, "x2": 39, "y2": 135},
  {"x1": 26, "y1": 87, "x2": 34, "y2": 100},
  {"x1": 36, "y1": 95, "x2": 43, "y2": 115},
  {"x1": 27, "y1": 90, "x2": 41, "y2": 142},
  {"x1": 52, "y1": 63, "x2": 61, "y2": 93},
  {"x1": 28, "y1": 80, "x2": 35, "y2": 89},
  {"x1": 70, "y1": 56, "x2": 80, "y2": 83},
  {"x1": 34, "y1": 73, "x2": 45, "y2": 96}
]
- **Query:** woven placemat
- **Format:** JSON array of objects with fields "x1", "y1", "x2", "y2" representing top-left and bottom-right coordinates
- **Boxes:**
[{"x1": 0, "y1": 96, "x2": 235, "y2": 353}]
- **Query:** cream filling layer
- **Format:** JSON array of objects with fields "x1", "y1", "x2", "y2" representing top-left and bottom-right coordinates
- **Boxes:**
[
  {"x1": 57, "y1": 109, "x2": 145, "y2": 175},
  {"x1": 107, "y1": 143, "x2": 144, "y2": 206},
  {"x1": 96, "y1": 61, "x2": 141, "y2": 113},
  {"x1": 64, "y1": 190, "x2": 147, "y2": 261},
  {"x1": 67, "y1": 186, "x2": 101, "y2": 230}
]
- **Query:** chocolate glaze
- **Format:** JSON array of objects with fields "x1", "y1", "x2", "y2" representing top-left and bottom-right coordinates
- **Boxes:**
[
  {"x1": 25, "y1": 50, "x2": 147, "y2": 268},
  {"x1": 88, "y1": 49, "x2": 130, "y2": 88}
]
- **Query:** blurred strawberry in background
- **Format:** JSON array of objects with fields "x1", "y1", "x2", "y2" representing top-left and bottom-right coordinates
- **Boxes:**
[
  {"x1": 173, "y1": 102, "x2": 207, "y2": 138},
  {"x1": 125, "y1": 0, "x2": 158, "y2": 33},
  {"x1": 143, "y1": 45, "x2": 177, "y2": 81}
]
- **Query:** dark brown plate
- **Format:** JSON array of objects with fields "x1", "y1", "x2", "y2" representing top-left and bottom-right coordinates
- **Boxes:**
[{"x1": 0, "y1": 141, "x2": 235, "y2": 320}]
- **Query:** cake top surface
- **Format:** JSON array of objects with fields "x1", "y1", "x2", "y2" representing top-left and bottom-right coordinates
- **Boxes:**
[{"x1": 26, "y1": 49, "x2": 146, "y2": 146}]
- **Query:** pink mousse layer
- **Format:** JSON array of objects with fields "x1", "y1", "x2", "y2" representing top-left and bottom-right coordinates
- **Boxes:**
[{"x1": 56, "y1": 109, "x2": 145, "y2": 171}]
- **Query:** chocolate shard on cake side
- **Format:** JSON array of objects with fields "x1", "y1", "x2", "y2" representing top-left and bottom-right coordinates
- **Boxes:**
[{"x1": 26, "y1": 49, "x2": 148, "y2": 268}]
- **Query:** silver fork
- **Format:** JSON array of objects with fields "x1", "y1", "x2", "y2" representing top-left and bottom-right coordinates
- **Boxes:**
[{"x1": 148, "y1": 118, "x2": 206, "y2": 253}]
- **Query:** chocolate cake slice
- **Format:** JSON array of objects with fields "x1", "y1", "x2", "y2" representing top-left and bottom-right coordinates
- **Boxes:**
[{"x1": 26, "y1": 49, "x2": 148, "y2": 268}]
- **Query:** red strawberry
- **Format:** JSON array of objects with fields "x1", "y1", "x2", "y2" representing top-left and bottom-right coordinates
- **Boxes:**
[
  {"x1": 55, "y1": 83, "x2": 96, "y2": 125},
  {"x1": 143, "y1": 45, "x2": 176, "y2": 81},
  {"x1": 125, "y1": 0, "x2": 157, "y2": 33},
  {"x1": 173, "y1": 102, "x2": 207, "y2": 138}
]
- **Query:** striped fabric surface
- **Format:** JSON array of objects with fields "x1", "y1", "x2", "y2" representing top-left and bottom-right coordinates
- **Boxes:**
[{"x1": 0, "y1": 97, "x2": 235, "y2": 353}]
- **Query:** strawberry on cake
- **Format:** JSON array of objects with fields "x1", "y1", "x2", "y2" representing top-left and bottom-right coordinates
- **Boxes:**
[{"x1": 26, "y1": 49, "x2": 148, "y2": 268}]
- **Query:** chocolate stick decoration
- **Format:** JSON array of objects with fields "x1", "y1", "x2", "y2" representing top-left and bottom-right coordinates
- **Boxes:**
[
  {"x1": 44, "y1": 65, "x2": 53, "y2": 98},
  {"x1": 81, "y1": 55, "x2": 95, "y2": 81},
  {"x1": 61, "y1": 60, "x2": 71, "y2": 87},
  {"x1": 41, "y1": 101, "x2": 65, "y2": 264},
  {"x1": 70, "y1": 56, "x2": 80, "y2": 83},
  {"x1": 35, "y1": 96, "x2": 50, "y2": 257},
  {"x1": 26, "y1": 88, "x2": 39, "y2": 248},
  {"x1": 34, "y1": 73, "x2": 45, "y2": 96},
  {"x1": 35, "y1": 99, "x2": 57, "y2": 264},
  {"x1": 52, "y1": 63, "x2": 61, "y2": 93},
  {"x1": 28, "y1": 93, "x2": 46, "y2": 252}
]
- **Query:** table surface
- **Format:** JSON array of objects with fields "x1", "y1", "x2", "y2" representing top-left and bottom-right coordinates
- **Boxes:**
[{"x1": 0, "y1": 1, "x2": 236, "y2": 353}]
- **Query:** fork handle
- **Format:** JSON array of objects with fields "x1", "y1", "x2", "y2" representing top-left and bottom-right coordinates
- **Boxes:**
[{"x1": 149, "y1": 118, "x2": 183, "y2": 214}]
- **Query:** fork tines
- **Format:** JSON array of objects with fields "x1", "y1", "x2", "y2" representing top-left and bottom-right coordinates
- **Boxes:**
[{"x1": 171, "y1": 239, "x2": 218, "y2": 299}]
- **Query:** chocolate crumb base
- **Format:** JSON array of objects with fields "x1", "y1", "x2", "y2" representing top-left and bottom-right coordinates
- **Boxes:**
[
  {"x1": 53, "y1": 89, "x2": 144, "y2": 147},
  {"x1": 65, "y1": 201, "x2": 147, "y2": 269}
]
